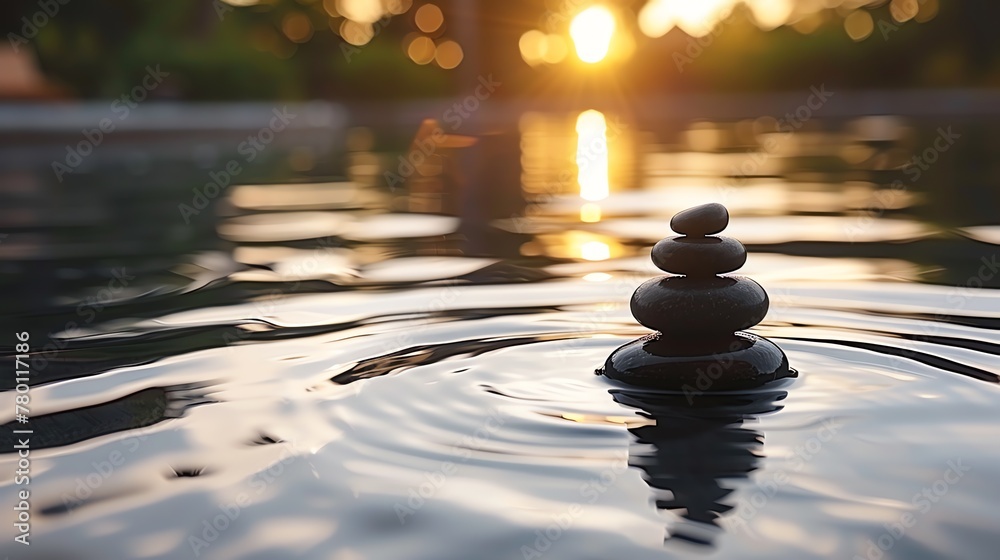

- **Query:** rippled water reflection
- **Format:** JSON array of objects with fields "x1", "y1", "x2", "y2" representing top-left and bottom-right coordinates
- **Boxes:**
[{"x1": 1, "y1": 112, "x2": 999, "y2": 559}]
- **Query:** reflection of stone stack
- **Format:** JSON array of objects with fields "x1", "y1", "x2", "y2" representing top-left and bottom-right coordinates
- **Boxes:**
[
  {"x1": 611, "y1": 387, "x2": 788, "y2": 547},
  {"x1": 602, "y1": 203, "x2": 794, "y2": 389}
]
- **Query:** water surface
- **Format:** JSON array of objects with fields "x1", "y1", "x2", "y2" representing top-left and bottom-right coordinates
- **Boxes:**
[{"x1": 1, "y1": 112, "x2": 999, "y2": 559}]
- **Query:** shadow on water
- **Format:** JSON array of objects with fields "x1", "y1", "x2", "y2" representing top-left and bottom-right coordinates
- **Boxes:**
[{"x1": 610, "y1": 387, "x2": 788, "y2": 547}]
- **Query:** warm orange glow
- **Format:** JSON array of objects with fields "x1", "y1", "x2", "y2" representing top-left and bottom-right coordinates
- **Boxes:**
[
  {"x1": 407, "y1": 36, "x2": 436, "y2": 64},
  {"x1": 282, "y1": 12, "x2": 314, "y2": 43},
  {"x1": 580, "y1": 203, "x2": 602, "y2": 223},
  {"x1": 580, "y1": 240, "x2": 611, "y2": 261},
  {"x1": 746, "y1": 0, "x2": 795, "y2": 31},
  {"x1": 890, "y1": 0, "x2": 919, "y2": 23},
  {"x1": 434, "y1": 40, "x2": 463, "y2": 69},
  {"x1": 387, "y1": 0, "x2": 412, "y2": 15},
  {"x1": 576, "y1": 110, "x2": 609, "y2": 202},
  {"x1": 638, "y1": 0, "x2": 812, "y2": 36},
  {"x1": 337, "y1": 0, "x2": 384, "y2": 23},
  {"x1": 414, "y1": 4, "x2": 444, "y2": 33},
  {"x1": 340, "y1": 19, "x2": 374, "y2": 45},
  {"x1": 519, "y1": 31, "x2": 569, "y2": 66},
  {"x1": 844, "y1": 10, "x2": 874, "y2": 41},
  {"x1": 570, "y1": 6, "x2": 615, "y2": 63}
]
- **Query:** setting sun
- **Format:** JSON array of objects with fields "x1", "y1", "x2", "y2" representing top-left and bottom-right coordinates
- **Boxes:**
[{"x1": 570, "y1": 6, "x2": 616, "y2": 63}]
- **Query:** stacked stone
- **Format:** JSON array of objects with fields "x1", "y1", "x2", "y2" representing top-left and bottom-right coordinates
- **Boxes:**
[
  {"x1": 630, "y1": 203, "x2": 768, "y2": 338},
  {"x1": 602, "y1": 203, "x2": 793, "y2": 390}
]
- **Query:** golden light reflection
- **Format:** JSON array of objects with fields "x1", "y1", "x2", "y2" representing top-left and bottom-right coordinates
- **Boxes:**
[
  {"x1": 580, "y1": 202, "x2": 602, "y2": 223},
  {"x1": 583, "y1": 272, "x2": 612, "y2": 282},
  {"x1": 580, "y1": 240, "x2": 611, "y2": 261},
  {"x1": 570, "y1": 6, "x2": 615, "y2": 63},
  {"x1": 576, "y1": 110, "x2": 610, "y2": 202}
]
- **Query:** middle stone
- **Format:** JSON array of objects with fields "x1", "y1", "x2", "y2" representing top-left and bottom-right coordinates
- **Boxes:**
[
  {"x1": 650, "y1": 235, "x2": 747, "y2": 276},
  {"x1": 629, "y1": 276, "x2": 769, "y2": 336}
]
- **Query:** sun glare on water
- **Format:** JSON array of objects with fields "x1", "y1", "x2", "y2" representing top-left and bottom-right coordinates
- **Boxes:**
[
  {"x1": 576, "y1": 110, "x2": 610, "y2": 202},
  {"x1": 570, "y1": 6, "x2": 616, "y2": 63}
]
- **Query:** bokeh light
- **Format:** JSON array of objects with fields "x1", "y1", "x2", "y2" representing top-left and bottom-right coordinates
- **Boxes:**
[
  {"x1": 341, "y1": 19, "x2": 375, "y2": 45},
  {"x1": 282, "y1": 12, "x2": 314, "y2": 43},
  {"x1": 844, "y1": 10, "x2": 874, "y2": 41},
  {"x1": 889, "y1": 0, "x2": 919, "y2": 23},
  {"x1": 387, "y1": 0, "x2": 413, "y2": 15},
  {"x1": 570, "y1": 6, "x2": 616, "y2": 63},
  {"x1": 407, "y1": 35, "x2": 436, "y2": 64},
  {"x1": 434, "y1": 40, "x2": 463, "y2": 69},
  {"x1": 541, "y1": 34, "x2": 569, "y2": 64},
  {"x1": 337, "y1": 0, "x2": 384, "y2": 23},
  {"x1": 415, "y1": 4, "x2": 444, "y2": 33},
  {"x1": 746, "y1": 0, "x2": 795, "y2": 31},
  {"x1": 519, "y1": 31, "x2": 569, "y2": 66}
]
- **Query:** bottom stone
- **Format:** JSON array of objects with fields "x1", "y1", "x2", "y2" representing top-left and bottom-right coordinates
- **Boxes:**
[{"x1": 600, "y1": 332, "x2": 795, "y2": 391}]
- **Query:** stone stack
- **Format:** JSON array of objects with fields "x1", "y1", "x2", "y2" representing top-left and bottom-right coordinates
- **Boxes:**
[{"x1": 601, "y1": 203, "x2": 794, "y2": 390}]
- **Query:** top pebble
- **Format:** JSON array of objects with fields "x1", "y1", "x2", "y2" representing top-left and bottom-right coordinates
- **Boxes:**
[{"x1": 669, "y1": 203, "x2": 729, "y2": 236}]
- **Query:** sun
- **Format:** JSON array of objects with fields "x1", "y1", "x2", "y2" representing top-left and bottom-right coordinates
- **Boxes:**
[{"x1": 570, "y1": 6, "x2": 616, "y2": 64}]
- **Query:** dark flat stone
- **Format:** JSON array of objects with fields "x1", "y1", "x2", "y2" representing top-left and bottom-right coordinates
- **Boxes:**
[
  {"x1": 670, "y1": 203, "x2": 729, "y2": 236},
  {"x1": 629, "y1": 275, "x2": 768, "y2": 335},
  {"x1": 651, "y1": 235, "x2": 746, "y2": 276},
  {"x1": 600, "y1": 332, "x2": 794, "y2": 391}
]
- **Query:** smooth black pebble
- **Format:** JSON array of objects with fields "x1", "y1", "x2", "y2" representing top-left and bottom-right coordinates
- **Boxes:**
[
  {"x1": 651, "y1": 235, "x2": 747, "y2": 276},
  {"x1": 601, "y1": 331, "x2": 794, "y2": 390},
  {"x1": 669, "y1": 203, "x2": 729, "y2": 236},
  {"x1": 629, "y1": 275, "x2": 768, "y2": 336}
]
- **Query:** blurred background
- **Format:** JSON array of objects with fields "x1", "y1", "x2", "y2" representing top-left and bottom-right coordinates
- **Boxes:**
[{"x1": 1, "y1": 0, "x2": 999, "y2": 323}]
